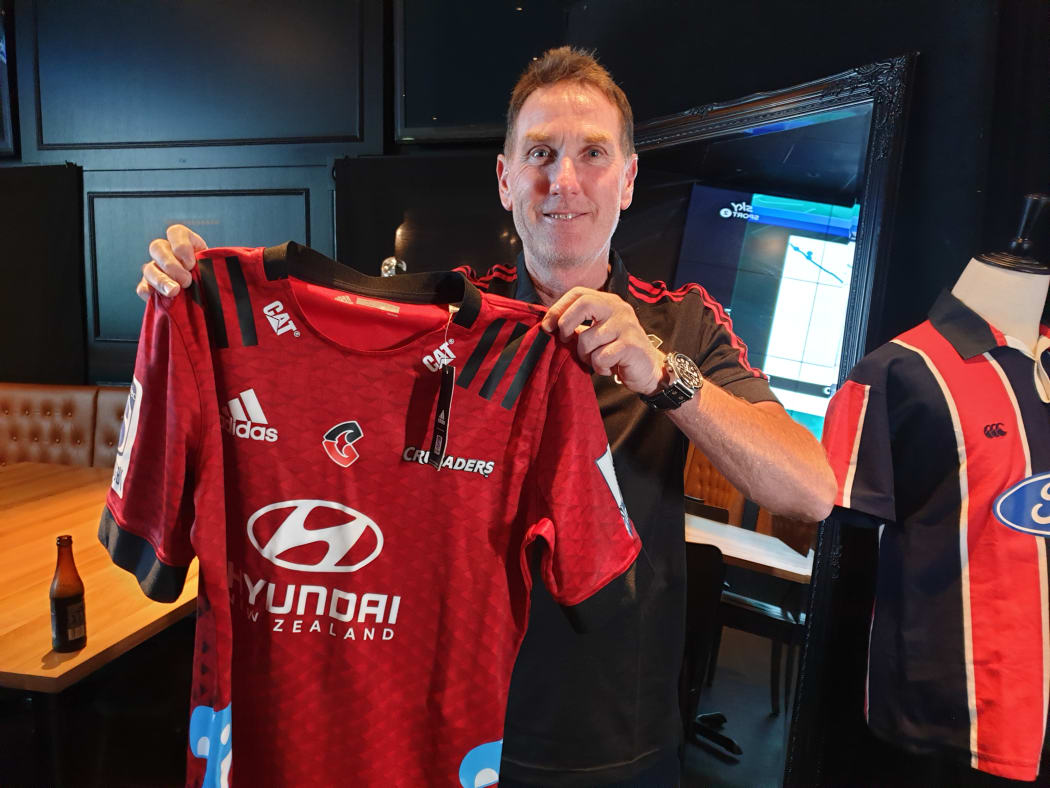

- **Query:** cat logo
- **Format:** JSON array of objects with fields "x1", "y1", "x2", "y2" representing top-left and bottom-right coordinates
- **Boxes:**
[
  {"x1": 422, "y1": 339, "x2": 456, "y2": 372},
  {"x1": 263, "y1": 301, "x2": 300, "y2": 337}
]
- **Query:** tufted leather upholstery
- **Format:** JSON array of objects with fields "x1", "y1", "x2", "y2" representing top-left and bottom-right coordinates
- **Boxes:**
[
  {"x1": 0, "y1": 382, "x2": 131, "y2": 469},
  {"x1": 93, "y1": 386, "x2": 131, "y2": 469},
  {"x1": 683, "y1": 444, "x2": 746, "y2": 526}
]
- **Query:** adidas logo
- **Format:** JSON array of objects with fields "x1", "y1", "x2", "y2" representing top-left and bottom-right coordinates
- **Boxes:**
[
  {"x1": 263, "y1": 300, "x2": 300, "y2": 338},
  {"x1": 221, "y1": 389, "x2": 278, "y2": 442}
]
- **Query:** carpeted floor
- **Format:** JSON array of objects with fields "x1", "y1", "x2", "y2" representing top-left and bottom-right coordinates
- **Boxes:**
[{"x1": 683, "y1": 627, "x2": 795, "y2": 788}]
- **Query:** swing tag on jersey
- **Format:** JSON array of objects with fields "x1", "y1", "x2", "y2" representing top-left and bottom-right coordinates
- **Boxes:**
[{"x1": 428, "y1": 365, "x2": 455, "y2": 470}]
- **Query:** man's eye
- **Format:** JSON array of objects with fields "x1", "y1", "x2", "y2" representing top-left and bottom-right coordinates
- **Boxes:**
[
  {"x1": 529, "y1": 148, "x2": 550, "y2": 159},
  {"x1": 586, "y1": 149, "x2": 604, "y2": 158}
]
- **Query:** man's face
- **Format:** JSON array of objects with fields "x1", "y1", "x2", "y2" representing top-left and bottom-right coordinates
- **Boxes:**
[{"x1": 497, "y1": 82, "x2": 638, "y2": 274}]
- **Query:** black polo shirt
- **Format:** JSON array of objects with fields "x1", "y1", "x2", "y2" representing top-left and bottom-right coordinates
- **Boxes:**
[
  {"x1": 458, "y1": 251, "x2": 777, "y2": 785},
  {"x1": 823, "y1": 290, "x2": 1050, "y2": 781}
]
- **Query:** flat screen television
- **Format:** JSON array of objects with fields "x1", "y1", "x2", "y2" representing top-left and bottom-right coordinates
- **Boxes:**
[{"x1": 674, "y1": 183, "x2": 860, "y2": 438}]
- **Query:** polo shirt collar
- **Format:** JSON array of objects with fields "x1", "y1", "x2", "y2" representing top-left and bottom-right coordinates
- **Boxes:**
[
  {"x1": 930, "y1": 288, "x2": 1050, "y2": 402},
  {"x1": 929, "y1": 289, "x2": 1014, "y2": 360},
  {"x1": 513, "y1": 249, "x2": 630, "y2": 304}
]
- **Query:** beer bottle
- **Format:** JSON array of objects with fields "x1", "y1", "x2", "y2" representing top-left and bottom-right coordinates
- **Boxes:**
[{"x1": 50, "y1": 535, "x2": 87, "y2": 652}]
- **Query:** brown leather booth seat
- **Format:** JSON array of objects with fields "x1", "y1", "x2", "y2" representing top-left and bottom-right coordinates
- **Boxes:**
[{"x1": 0, "y1": 382, "x2": 130, "y2": 469}]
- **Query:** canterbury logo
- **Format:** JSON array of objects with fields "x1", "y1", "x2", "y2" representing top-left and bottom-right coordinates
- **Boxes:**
[
  {"x1": 221, "y1": 389, "x2": 278, "y2": 442},
  {"x1": 247, "y1": 500, "x2": 383, "y2": 572},
  {"x1": 984, "y1": 422, "x2": 1007, "y2": 438},
  {"x1": 263, "y1": 300, "x2": 300, "y2": 337}
]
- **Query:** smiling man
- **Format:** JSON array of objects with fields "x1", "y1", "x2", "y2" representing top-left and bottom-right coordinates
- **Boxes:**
[{"x1": 139, "y1": 46, "x2": 835, "y2": 787}]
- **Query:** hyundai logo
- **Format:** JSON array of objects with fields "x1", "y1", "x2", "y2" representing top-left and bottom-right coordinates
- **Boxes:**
[
  {"x1": 994, "y1": 472, "x2": 1050, "y2": 536},
  {"x1": 247, "y1": 500, "x2": 383, "y2": 572}
]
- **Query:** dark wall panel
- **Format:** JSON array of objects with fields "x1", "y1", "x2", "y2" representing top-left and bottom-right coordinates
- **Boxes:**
[
  {"x1": 0, "y1": 164, "x2": 84, "y2": 383},
  {"x1": 35, "y1": 0, "x2": 365, "y2": 148},
  {"x1": 11, "y1": 0, "x2": 383, "y2": 169},
  {"x1": 83, "y1": 166, "x2": 332, "y2": 383}
]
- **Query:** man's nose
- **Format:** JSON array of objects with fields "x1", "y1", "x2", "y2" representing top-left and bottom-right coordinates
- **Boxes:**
[{"x1": 550, "y1": 156, "x2": 580, "y2": 196}]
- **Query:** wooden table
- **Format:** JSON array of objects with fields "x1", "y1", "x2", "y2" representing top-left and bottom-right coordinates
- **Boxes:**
[
  {"x1": 0, "y1": 462, "x2": 198, "y2": 693},
  {"x1": 685, "y1": 513, "x2": 813, "y2": 584}
]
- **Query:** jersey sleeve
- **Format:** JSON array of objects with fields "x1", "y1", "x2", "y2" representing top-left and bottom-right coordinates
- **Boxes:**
[
  {"x1": 691, "y1": 292, "x2": 779, "y2": 405},
  {"x1": 97, "y1": 292, "x2": 207, "y2": 602},
  {"x1": 521, "y1": 355, "x2": 644, "y2": 633},
  {"x1": 821, "y1": 351, "x2": 896, "y2": 524}
]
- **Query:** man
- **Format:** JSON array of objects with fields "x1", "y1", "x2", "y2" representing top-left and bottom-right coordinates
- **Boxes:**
[{"x1": 139, "y1": 46, "x2": 834, "y2": 787}]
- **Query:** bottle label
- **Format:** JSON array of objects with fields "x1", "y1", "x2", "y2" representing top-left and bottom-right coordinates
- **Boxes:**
[{"x1": 51, "y1": 597, "x2": 86, "y2": 643}]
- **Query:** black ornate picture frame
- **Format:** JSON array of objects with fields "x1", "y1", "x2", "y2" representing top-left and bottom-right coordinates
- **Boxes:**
[
  {"x1": 0, "y1": 4, "x2": 17, "y2": 158},
  {"x1": 635, "y1": 55, "x2": 914, "y2": 373},
  {"x1": 634, "y1": 55, "x2": 915, "y2": 786}
]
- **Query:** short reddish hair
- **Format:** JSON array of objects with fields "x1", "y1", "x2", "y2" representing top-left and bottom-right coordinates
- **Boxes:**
[{"x1": 504, "y1": 46, "x2": 635, "y2": 157}]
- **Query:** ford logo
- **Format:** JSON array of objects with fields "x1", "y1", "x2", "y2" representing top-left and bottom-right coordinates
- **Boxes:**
[
  {"x1": 994, "y1": 472, "x2": 1050, "y2": 535},
  {"x1": 247, "y1": 500, "x2": 383, "y2": 572}
]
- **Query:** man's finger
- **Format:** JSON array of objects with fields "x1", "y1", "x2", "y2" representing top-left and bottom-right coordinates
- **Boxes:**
[
  {"x1": 166, "y1": 224, "x2": 207, "y2": 272},
  {"x1": 573, "y1": 318, "x2": 618, "y2": 357},
  {"x1": 587, "y1": 339, "x2": 629, "y2": 377},
  {"x1": 540, "y1": 289, "x2": 583, "y2": 333},
  {"x1": 136, "y1": 278, "x2": 151, "y2": 303},
  {"x1": 554, "y1": 296, "x2": 614, "y2": 341},
  {"x1": 147, "y1": 238, "x2": 194, "y2": 288},
  {"x1": 141, "y1": 261, "x2": 182, "y2": 298}
]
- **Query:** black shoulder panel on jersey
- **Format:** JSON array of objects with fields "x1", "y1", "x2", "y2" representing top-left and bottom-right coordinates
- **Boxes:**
[
  {"x1": 457, "y1": 318, "x2": 506, "y2": 389},
  {"x1": 196, "y1": 258, "x2": 229, "y2": 350},
  {"x1": 561, "y1": 555, "x2": 650, "y2": 634},
  {"x1": 501, "y1": 330, "x2": 552, "y2": 409},
  {"x1": 98, "y1": 507, "x2": 189, "y2": 603},
  {"x1": 479, "y1": 322, "x2": 529, "y2": 400},
  {"x1": 225, "y1": 256, "x2": 258, "y2": 347},
  {"x1": 263, "y1": 242, "x2": 483, "y2": 328}
]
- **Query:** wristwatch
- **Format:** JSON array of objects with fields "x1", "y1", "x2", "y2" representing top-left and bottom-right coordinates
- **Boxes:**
[{"x1": 640, "y1": 352, "x2": 704, "y2": 410}]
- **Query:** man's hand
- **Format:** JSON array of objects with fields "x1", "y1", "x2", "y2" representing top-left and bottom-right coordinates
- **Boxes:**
[
  {"x1": 541, "y1": 287, "x2": 665, "y2": 395},
  {"x1": 136, "y1": 225, "x2": 209, "y2": 302}
]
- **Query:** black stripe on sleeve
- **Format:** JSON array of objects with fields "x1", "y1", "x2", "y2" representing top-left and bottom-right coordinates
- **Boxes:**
[
  {"x1": 188, "y1": 278, "x2": 203, "y2": 308},
  {"x1": 456, "y1": 318, "x2": 506, "y2": 389},
  {"x1": 561, "y1": 556, "x2": 649, "y2": 634},
  {"x1": 98, "y1": 507, "x2": 189, "y2": 604},
  {"x1": 224, "y1": 256, "x2": 258, "y2": 347},
  {"x1": 196, "y1": 258, "x2": 229, "y2": 350},
  {"x1": 479, "y1": 322, "x2": 529, "y2": 401},
  {"x1": 500, "y1": 329, "x2": 552, "y2": 409}
]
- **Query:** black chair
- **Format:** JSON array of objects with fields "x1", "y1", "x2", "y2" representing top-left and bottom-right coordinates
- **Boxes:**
[
  {"x1": 685, "y1": 494, "x2": 806, "y2": 716},
  {"x1": 715, "y1": 590, "x2": 806, "y2": 716},
  {"x1": 681, "y1": 541, "x2": 742, "y2": 755}
]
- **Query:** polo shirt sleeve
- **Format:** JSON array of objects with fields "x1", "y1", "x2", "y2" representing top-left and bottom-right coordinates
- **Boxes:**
[
  {"x1": 98, "y1": 291, "x2": 209, "y2": 602},
  {"x1": 822, "y1": 350, "x2": 896, "y2": 524},
  {"x1": 689, "y1": 291, "x2": 779, "y2": 405},
  {"x1": 521, "y1": 355, "x2": 644, "y2": 633}
]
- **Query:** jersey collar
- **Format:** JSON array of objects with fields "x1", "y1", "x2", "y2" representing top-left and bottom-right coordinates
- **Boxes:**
[
  {"x1": 930, "y1": 289, "x2": 1050, "y2": 402},
  {"x1": 512, "y1": 249, "x2": 630, "y2": 304},
  {"x1": 929, "y1": 289, "x2": 1012, "y2": 360},
  {"x1": 264, "y1": 241, "x2": 482, "y2": 328}
]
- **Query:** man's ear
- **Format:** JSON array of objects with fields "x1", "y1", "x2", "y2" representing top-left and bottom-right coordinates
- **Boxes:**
[
  {"x1": 497, "y1": 154, "x2": 513, "y2": 212},
  {"x1": 620, "y1": 153, "x2": 639, "y2": 211}
]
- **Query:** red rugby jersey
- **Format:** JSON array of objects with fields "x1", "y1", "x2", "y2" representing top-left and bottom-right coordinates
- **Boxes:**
[
  {"x1": 823, "y1": 290, "x2": 1050, "y2": 780},
  {"x1": 100, "y1": 243, "x2": 641, "y2": 788}
]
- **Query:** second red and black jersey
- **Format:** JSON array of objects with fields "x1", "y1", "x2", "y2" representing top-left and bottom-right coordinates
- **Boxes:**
[
  {"x1": 822, "y1": 289, "x2": 1050, "y2": 781},
  {"x1": 99, "y1": 243, "x2": 642, "y2": 788}
]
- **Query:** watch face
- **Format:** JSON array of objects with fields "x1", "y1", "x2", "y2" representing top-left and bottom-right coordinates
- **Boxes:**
[{"x1": 670, "y1": 353, "x2": 703, "y2": 389}]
